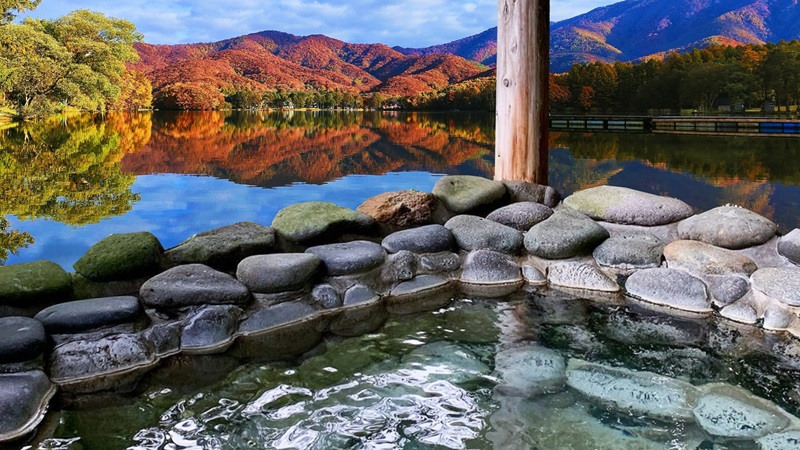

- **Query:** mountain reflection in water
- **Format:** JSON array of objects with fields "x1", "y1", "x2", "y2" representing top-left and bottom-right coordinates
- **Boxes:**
[{"x1": 2, "y1": 110, "x2": 800, "y2": 267}]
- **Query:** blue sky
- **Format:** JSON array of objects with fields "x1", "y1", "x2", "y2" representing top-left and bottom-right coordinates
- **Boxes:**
[{"x1": 25, "y1": 0, "x2": 618, "y2": 47}]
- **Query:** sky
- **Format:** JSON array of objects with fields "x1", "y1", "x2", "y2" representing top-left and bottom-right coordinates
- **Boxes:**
[{"x1": 23, "y1": 0, "x2": 618, "y2": 47}]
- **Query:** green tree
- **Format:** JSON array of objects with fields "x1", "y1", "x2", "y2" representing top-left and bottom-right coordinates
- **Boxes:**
[
  {"x1": 0, "y1": 0, "x2": 40, "y2": 24},
  {"x1": 0, "y1": 217, "x2": 33, "y2": 265}
]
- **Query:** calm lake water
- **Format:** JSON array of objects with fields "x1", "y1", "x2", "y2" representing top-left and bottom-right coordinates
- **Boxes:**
[{"x1": 3, "y1": 110, "x2": 800, "y2": 268}]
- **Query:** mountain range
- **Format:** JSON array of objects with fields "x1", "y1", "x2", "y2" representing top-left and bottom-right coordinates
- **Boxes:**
[{"x1": 133, "y1": 0, "x2": 800, "y2": 99}]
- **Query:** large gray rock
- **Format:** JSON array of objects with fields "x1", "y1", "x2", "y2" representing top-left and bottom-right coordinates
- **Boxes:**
[
  {"x1": 694, "y1": 384, "x2": 790, "y2": 439},
  {"x1": 525, "y1": 209, "x2": 610, "y2": 259},
  {"x1": 306, "y1": 241, "x2": 386, "y2": 276},
  {"x1": 625, "y1": 268, "x2": 711, "y2": 313},
  {"x1": 356, "y1": 190, "x2": 438, "y2": 227},
  {"x1": 564, "y1": 186, "x2": 693, "y2": 226},
  {"x1": 181, "y1": 305, "x2": 243, "y2": 352},
  {"x1": 706, "y1": 274, "x2": 750, "y2": 304},
  {"x1": 239, "y1": 301, "x2": 318, "y2": 335},
  {"x1": 486, "y1": 202, "x2": 553, "y2": 231},
  {"x1": 566, "y1": 360, "x2": 699, "y2": 421},
  {"x1": 460, "y1": 250, "x2": 522, "y2": 285},
  {"x1": 593, "y1": 233, "x2": 664, "y2": 269},
  {"x1": 34, "y1": 296, "x2": 142, "y2": 334},
  {"x1": 0, "y1": 370, "x2": 55, "y2": 442},
  {"x1": 164, "y1": 222, "x2": 276, "y2": 271},
  {"x1": 751, "y1": 267, "x2": 800, "y2": 307},
  {"x1": 547, "y1": 262, "x2": 620, "y2": 292},
  {"x1": 381, "y1": 224, "x2": 454, "y2": 254},
  {"x1": 380, "y1": 250, "x2": 417, "y2": 284},
  {"x1": 271, "y1": 202, "x2": 376, "y2": 243},
  {"x1": 778, "y1": 228, "x2": 800, "y2": 265},
  {"x1": 494, "y1": 345, "x2": 566, "y2": 396},
  {"x1": 0, "y1": 317, "x2": 46, "y2": 364},
  {"x1": 0, "y1": 260, "x2": 72, "y2": 306},
  {"x1": 73, "y1": 232, "x2": 163, "y2": 282},
  {"x1": 664, "y1": 240, "x2": 758, "y2": 276},
  {"x1": 432, "y1": 175, "x2": 507, "y2": 215},
  {"x1": 140, "y1": 264, "x2": 251, "y2": 309},
  {"x1": 502, "y1": 180, "x2": 561, "y2": 207},
  {"x1": 678, "y1": 206, "x2": 778, "y2": 249},
  {"x1": 48, "y1": 334, "x2": 156, "y2": 382},
  {"x1": 445, "y1": 215, "x2": 524, "y2": 254},
  {"x1": 236, "y1": 253, "x2": 320, "y2": 294}
]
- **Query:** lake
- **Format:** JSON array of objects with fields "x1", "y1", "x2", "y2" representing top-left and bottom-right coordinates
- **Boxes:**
[{"x1": 3, "y1": 110, "x2": 800, "y2": 268}]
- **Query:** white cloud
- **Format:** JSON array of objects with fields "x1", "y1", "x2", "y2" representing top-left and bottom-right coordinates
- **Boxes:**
[{"x1": 27, "y1": 0, "x2": 618, "y2": 46}]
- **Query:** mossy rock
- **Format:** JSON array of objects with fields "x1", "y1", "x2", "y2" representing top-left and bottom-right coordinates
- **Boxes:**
[
  {"x1": 0, "y1": 260, "x2": 72, "y2": 306},
  {"x1": 432, "y1": 175, "x2": 507, "y2": 215},
  {"x1": 73, "y1": 232, "x2": 164, "y2": 282},
  {"x1": 271, "y1": 202, "x2": 376, "y2": 243}
]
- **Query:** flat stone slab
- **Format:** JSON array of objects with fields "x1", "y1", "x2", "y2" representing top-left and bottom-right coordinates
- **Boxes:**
[
  {"x1": 306, "y1": 240, "x2": 386, "y2": 276},
  {"x1": 164, "y1": 222, "x2": 276, "y2": 270},
  {"x1": 390, "y1": 275, "x2": 450, "y2": 298},
  {"x1": 678, "y1": 206, "x2": 778, "y2": 249},
  {"x1": 271, "y1": 202, "x2": 376, "y2": 243},
  {"x1": 778, "y1": 228, "x2": 800, "y2": 265},
  {"x1": 665, "y1": 240, "x2": 758, "y2": 276},
  {"x1": 356, "y1": 190, "x2": 438, "y2": 227},
  {"x1": 181, "y1": 305, "x2": 242, "y2": 352},
  {"x1": 694, "y1": 384, "x2": 790, "y2": 439},
  {"x1": 140, "y1": 264, "x2": 251, "y2": 309},
  {"x1": 525, "y1": 209, "x2": 610, "y2": 259},
  {"x1": 547, "y1": 262, "x2": 620, "y2": 293},
  {"x1": 593, "y1": 233, "x2": 664, "y2": 269},
  {"x1": 432, "y1": 175, "x2": 507, "y2": 214},
  {"x1": 48, "y1": 334, "x2": 156, "y2": 382},
  {"x1": 502, "y1": 180, "x2": 561, "y2": 207},
  {"x1": 0, "y1": 370, "x2": 55, "y2": 442},
  {"x1": 0, "y1": 317, "x2": 46, "y2": 364},
  {"x1": 625, "y1": 268, "x2": 711, "y2": 313},
  {"x1": 566, "y1": 359, "x2": 699, "y2": 421},
  {"x1": 460, "y1": 250, "x2": 522, "y2": 285},
  {"x1": 564, "y1": 186, "x2": 693, "y2": 226},
  {"x1": 73, "y1": 232, "x2": 163, "y2": 282},
  {"x1": 0, "y1": 260, "x2": 72, "y2": 306},
  {"x1": 381, "y1": 224, "x2": 454, "y2": 254},
  {"x1": 239, "y1": 301, "x2": 318, "y2": 334},
  {"x1": 343, "y1": 284, "x2": 380, "y2": 307},
  {"x1": 445, "y1": 215, "x2": 523, "y2": 254},
  {"x1": 494, "y1": 345, "x2": 566, "y2": 396},
  {"x1": 236, "y1": 253, "x2": 320, "y2": 294},
  {"x1": 757, "y1": 431, "x2": 800, "y2": 450},
  {"x1": 751, "y1": 267, "x2": 800, "y2": 307},
  {"x1": 486, "y1": 202, "x2": 553, "y2": 231},
  {"x1": 34, "y1": 296, "x2": 143, "y2": 334}
]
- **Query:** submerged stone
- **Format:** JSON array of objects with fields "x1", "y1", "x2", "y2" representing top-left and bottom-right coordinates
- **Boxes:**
[
  {"x1": 625, "y1": 268, "x2": 711, "y2": 313},
  {"x1": 401, "y1": 341, "x2": 490, "y2": 385},
  {"x1": 502, "y1": 180, "x2": 561, "y2": 207},
  {"x1": 181, "y1": 305, "x2": 243, "y2": 352},
  {"x1": 460, "y1": 250, "x2": 522, "y2": 285},
  {"x1": 593, "y1": 233, "x2": 664, "y2": 269},
  {"x1": 547, "y1": 262, "x2": 620, "y2": 292},
  {"x1": 486, "y1": 202, "x2": 553, "y2": 231},
  {"x1": 432, "y1": 175, "x2": 507, "y2": 215},
  {"x1": 564, "y1": 186, "x2": 693, "y2": 226},
  {"x1": 525, "y1": 209, "x2": 609, "y2": 259},
  {"x1": 306, "y1": 241, "x2": 386, "y2": 276},
  {"x1": 73, "y1": 232, "x2": 163, "y2": 282},
  {"x1": 34, "y1": 296, "x2": 142, "y2": 334},
  {"x1": 236, "y1": 253, "x2": 320, "y2": 294},
  {"x1": 678, "y1": 206, "x2": 778, "y2": 249},
  {"x1": 356, "y1": 190, "x2": 438, "y2": 227},
  {"x1": 694, "y1": 384, "x2": 790, "y2": 439},
  {"x1": 0, "y1": 260, "x2": 72, "y2": 306},
  {"x1": 445, "y1": 215, "x2": 524, "y2": 254},
  {"x1": 140, "y1": 264, "x2": 251, "y2": 309},
  {"x1": 164, "y1": 222, "x2": 276, "y2": 271},
  {"x1": 0, "y1": 370, "x2": 55, "y2": 442},
  {"x1": 0, "y1": 317, "x2": 46, "y2": 364},
  {"x1": 494, "y1": 345, "x2": 566, "y2": 396},
  {"x1": 756, "y1": 431, "x2": 800, "y2": 450},
  {"x1": 751, "y1": 267, "x2": 800, "y2": 307},
  {"x1": 664, "y1": 240, "x2": 758, "y2": 276},
  {"x1": 271, "y1": 202, "x2": 376, "y2": 243},
  {"x1": 602, "y1": 310, "x2": 706, "y2": 346},
  {"x1": 381, "y1": 224, "x2": 454, "y2": 254}
]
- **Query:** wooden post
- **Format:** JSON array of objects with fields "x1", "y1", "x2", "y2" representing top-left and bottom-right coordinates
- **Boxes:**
[{"x1": 495, "y1": 0, "x2": 549, "y2": 184}]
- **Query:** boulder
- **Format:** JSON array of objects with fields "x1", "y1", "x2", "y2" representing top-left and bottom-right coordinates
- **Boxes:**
[
  {"x1": 486, "y1": 202, "x2": 554, "y2": 231},
  {"x1": 444, "y1": 215, "x2": 524, "y2": 254},
  {"x1": 778, "y1": 228, "x2": 800, "y2": 265},
  {"x1": 664, "y1": 240, "x2": 758, "y2": 276},
  {"x1": 502, "y1": 180, "x2": 561, "y2": 207},
  {"x1": 678, "y1": 206, "x2": 778, "y2": 249},
  {"x1": 525, "y1": 209, "x2": 609, "y2": 259},
  {"x1": 164, "y1": 222, "x2": 276, "y2": 271},
  {"x1": 432, "y1": 175, "x2": 507, "y2": 215},
  {"x1": 0, "y1": 317, "x2": 46, "y2": 364},
  {"x1": 356, "y1": 190, "x2": 438, "y2": 227},
  {"x1": 236, "y1": 253, "x2": 320, "y2": 294},
  {"x1": 0, "y1": 370, "x2": 55, "y2": 442},
  {"x1": 239, "y1": 301, "x2": 318, "y2": 335},
  {"x1": 460, "y1": 250, "x2": 522, "y2": 285},
  {"x1": 564, "y1": 186, "x2": 693, "y2": 226},
  {"x1": 751, "y1": 267, "x2": 800, "y2": 307},
  {"x1": 547, "y1": 262, "x2": 620, "y2": 292},
  {"x1": 271, "y1": 202, "x2": 376, "y2": 243},
  {"x1": 181, "y1": 305, "x2": 243, "y2": 352},
  {"x1": 48, "y1": 334, "x2": 156, "y2": 383},
  {"x1": 694, "y1": 384, "x2": 790, "y2": 439},
  {"x1": 381, "y1": 224, "x2": 454, "y2": 254},
  {"x1": 0, "y1": 260, "x2": 72, "y2": 306},
  {"x1": 593, "y1": 233, "x2": 664, "y2": 269},
  {"x1": 140, "y1": 264, "x2": 251, "y2": 309},
  {"x1": 73, "y1": 232, "x2": 163, "y2": 281},
  {"x1": 34, "y1": 296, "x2": 143, "y2": 334},
  {"x1": 625, "y1": 268, "x2": 711, "y2": 313},
  {"x1": 494, "y1": 345, "x2": 566, "y2": 396},
  {"x1": 141, "y1": 322, "x2": 182, "y2": 357},
  {"x1": 306, "y1": 241, "x2": 386, "y2": 276},
  {"x1": 380, "y1": 250, "x2": 417, "y2": 284}
]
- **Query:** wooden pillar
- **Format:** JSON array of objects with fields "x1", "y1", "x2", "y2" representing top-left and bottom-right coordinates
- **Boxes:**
[{"x1": 495, "y1": 0, "x2": 549, "y2": 184}]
